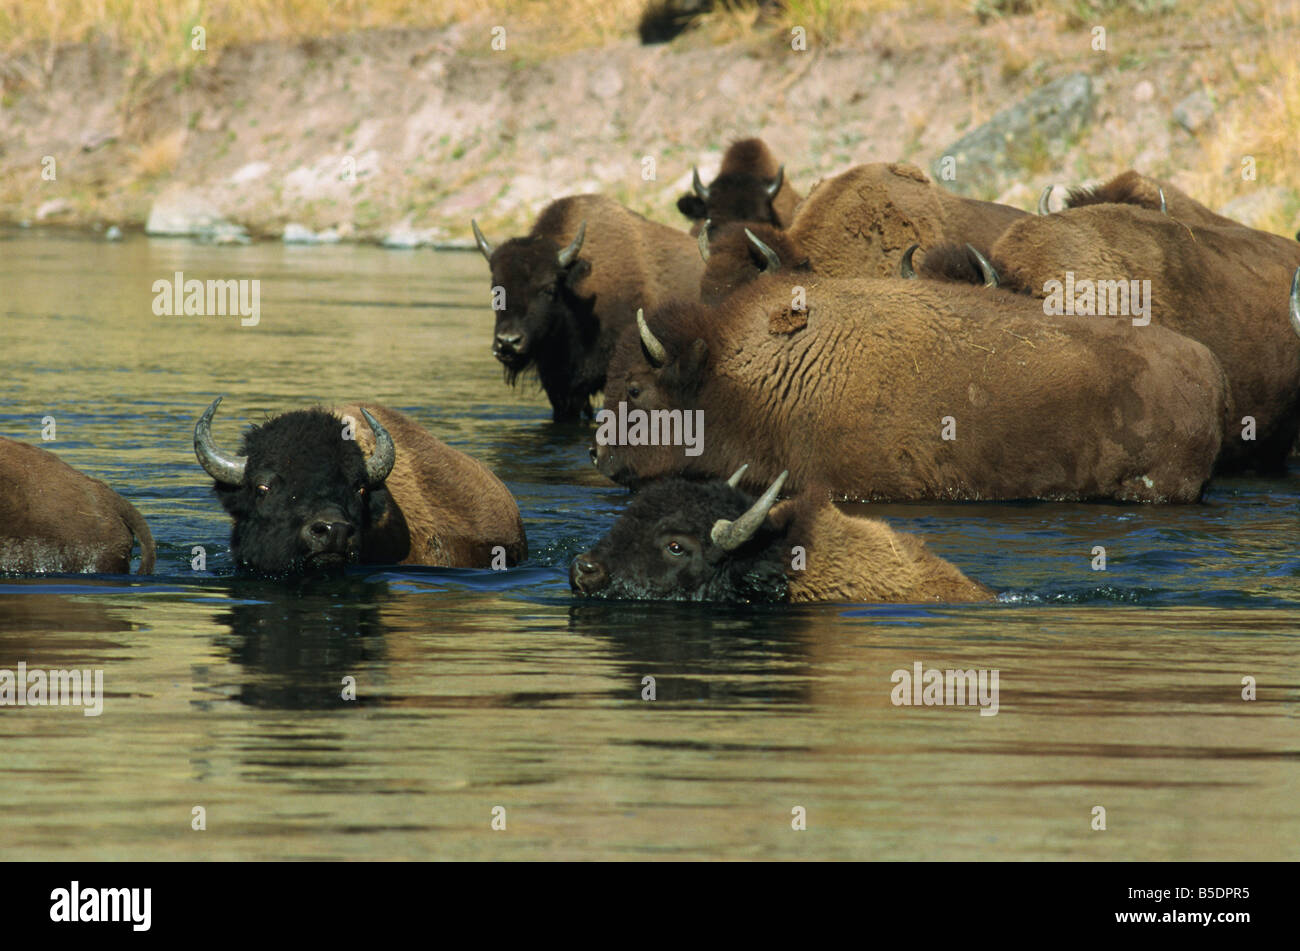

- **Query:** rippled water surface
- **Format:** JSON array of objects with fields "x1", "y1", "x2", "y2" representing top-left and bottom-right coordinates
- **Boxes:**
[{"x1": 2, "y1": 230, "x2": 1297, "y2": 860}]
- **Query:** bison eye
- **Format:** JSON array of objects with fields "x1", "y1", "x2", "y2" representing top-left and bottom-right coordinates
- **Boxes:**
[
  {"x1": 627, "y1": 384, "x2": 641, "y2": 400},
  {"x1": 255, "y1": 483, "x2": 271, "y2": 497},
  {"x1": 665, "y1": 540, "x2": 687, "y2": 557}
]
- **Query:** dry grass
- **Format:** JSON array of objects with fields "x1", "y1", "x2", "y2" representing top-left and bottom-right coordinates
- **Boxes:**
[{"x1": 134, "y1": 129, "x2": 184, "y2": 178}]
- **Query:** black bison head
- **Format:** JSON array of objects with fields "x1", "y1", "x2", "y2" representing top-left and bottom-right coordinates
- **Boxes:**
[
  {"x1": 194, "y1": 397, "x2": 396, "y2": 577},
  {"x1": 470, "y1": 219, "x2": 591, "y2": 381},
  {"x1": 571, "y1": 467, "x2": 790, "y2": 602},
  {"x1": 678, "y1": 163, "x2": 786, "y2": 234}
]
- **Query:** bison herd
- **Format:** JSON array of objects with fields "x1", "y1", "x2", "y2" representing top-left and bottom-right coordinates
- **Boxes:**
[{"x1": 5, "y1": 138, "x2": 1300, "y2": 605}]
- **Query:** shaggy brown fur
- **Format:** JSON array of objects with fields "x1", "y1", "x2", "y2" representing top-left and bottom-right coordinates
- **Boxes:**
[
  {"x1": 0, "y1": 436, "x2": 155, "y2": 574},
  {"x1": 336, "y1": 405, "x2": 526, "y2": 567},
  {"x1": 596, "y1": 276, "x2": 1230, "y2": 502},
  {"x1": 771, "y1": 496, "x2": 994, "y2": 602},
  {"x1": 701, "y1": 162, "x2": 1027, "y2": 302},
  {"x1": 1064, "y1": 170, "x2": 1250, "y2": 231},
  {"x1": 677, "y1": 138, "x2": 802, "y2": 234},
  {"x1": 989, "y1": 204, "x2": 1300, "y2": 472}
]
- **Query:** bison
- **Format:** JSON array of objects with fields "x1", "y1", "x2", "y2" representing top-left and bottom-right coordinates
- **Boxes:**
[
  {"x1": 570, "y1": 465, "x2": 993, "y2": 603},
  {"x1": 1058, "y1": 170, "x2": 1257, "y2": 232},
  {"x1": 593, "y1": 276, "x2": 1230, "y2": 502},
  {"x1": 471, "y1": 194, "x2": 703, "y2": 422},
  {"x1": 1, "y1": 436, "x2": 155, "y2": 575},
  {"x1": 194, "y1": 397, "x2": 526, "y2": 576},
  {"x1": 676, "y1": 138, "x2": 802, "y2": 236},
  {"x1": 986, "y1": 203, "x2": 1300, "y2": 472},
  {"x1": 698, "y1": 162, "x2": 1027, "y2": 304}
]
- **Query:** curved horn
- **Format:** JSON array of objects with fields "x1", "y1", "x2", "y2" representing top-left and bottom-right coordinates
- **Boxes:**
[
  {"x1": 900, "y1": 243, "x2": 920, "y2": 279},
  {"x1": 1038, "y1": 185, "x2": 1053, "y2": 216},
  {"x1": 710, "y1": 470, "x2": 788, "y2": 553},
  {"x1": 194, "y1": 396, "x2": 247, "y2": 487},
  {"x1": 967, "y1": 244, "x2": 999, "y2": 288},
  {"x1": 697, "y1": 219, "x2": 711, "y2": 262},
  {"x1": 470, "y1": 219, "x2": 493, "y2": 261},
  {"x1": 359, "y1": 408, "x2": 396, "y2": 487},
  {"x1": 766, "y1": 165, "x2": 784, "y2": 200},
  {"x1": 557, "y1": 221, "x2": 586, "y2": 268},
  {"x1": 726, "y1": 463, "x2": 749, "y2": 488},
  {"x1": 692, "y1": 166, "x2": 709, "y2": 201},
  {"x1": 1289, "y1": 267, "x2": 1300, "y2": 341},
  {"x1": 637, "y1": 308, "x2": 668, "y2": 368},
  {"x1": 1157, "y1": 186, "x2": 1167, "y2": 215},
  {"x1": 744, "y1": 227, "x2": 781, "y2": 272}
]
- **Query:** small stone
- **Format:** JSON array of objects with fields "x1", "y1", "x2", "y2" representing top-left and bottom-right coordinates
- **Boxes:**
[{"x1": 1173, "y1": 90, "x2": 1214, "y2": 133}]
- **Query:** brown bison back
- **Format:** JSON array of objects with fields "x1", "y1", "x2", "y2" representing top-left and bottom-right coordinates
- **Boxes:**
[
  {"x1": 334, "y1": 405, "x2": 526, "y2": 568},
  {"x1": 1066, "y1": 170, "x2": 1251, "y2": 232},
  {"x1": 990, "y1": 205, "x2": 1300, "y2": 470},
  {"x1": 0, "y1": 436, "x2": 155, "y2": 574},
  {"x1": 789, "y1": 162, "x2": 1025, "y2": 279},
  {"x1": 772, "y1": 496, "x2": 993, "y2": 603}
]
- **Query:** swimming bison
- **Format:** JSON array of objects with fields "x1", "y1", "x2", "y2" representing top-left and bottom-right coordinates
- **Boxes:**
[
  {"x1": 471, "y1": 194, "x2": 703, "y2": 422},
  {"x1": 194, "y1": 397, "x2": 526, "y2": 575},
  {"x1": 0, "y1": 436, "x2": 155, "y2": 574},
  {"x1": 570, "y1": 466, "x2": 992, "y2": 603}
]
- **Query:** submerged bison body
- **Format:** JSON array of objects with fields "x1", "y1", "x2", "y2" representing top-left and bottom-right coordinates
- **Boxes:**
[
  {"x1": 699, "y1": 162, "x2": 1026, "y2": 303},
  {"x1": 472, "y1": 194, "x2": 703, "y2": 422},
  {"x1": 195, "y1": 397, "x2": 526, "y2": 576},
  {"x1": 677, "y1": 138, "x2": 802, "y2": 236},
  {"x1": 1, "y1": 436, "x2": 155, "y2": 575},
  {"x1": 988, "y1": 204, "x2": 1300, "y2": 472},
  {"x1": 595, "y1": 276, "x2": 1229, "y2": 502},
  {"x1": 570, "y1": 467, "x2": 993, "y2": 603}
]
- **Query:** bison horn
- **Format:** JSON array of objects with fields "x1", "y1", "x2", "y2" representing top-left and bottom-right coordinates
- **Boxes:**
[
  {"x1": 726, "y1": 463, "x2": 749, "y2": 488},
  {"x1": 1038, "y1": 185, "x2": 1053, "y2": 216},
  {"x1": 697, "y1": 220, "x2": 711, "y2": 262},
  {"x1": 637, "y1": 308, "x2": 668, "y2": 368},
  {"x1": 967, "y1": 244, "x2": 999, "y2": 288},
  {"x1": 1158, "y1": 187, "x2": 1168, "y2": 215},
  {"x1": 900, "y1": 243, "x2": 920, "y2": 279},
  {"x1": 470, "y1": 219, "x2": 494, "y2": 261},
  {"x1": 194, "y1": 396, "x2": 248, "y2": 487},
  {"x1": 557, "y1": 221, "x2": 586, "y2": 268},
  {"x1": 692, "y1": 166, "x2": 709, "y2": 201},
  {"x1": 1289, "y1": 268, "x2": 1300, "y2": 341},
  {"x1": 360, "y1": 408, "x2": 396, "y2": 487},
  {"x1": 766, "y1": 165, "x2": 784, "y2": 200},
  {"x1": 744, "y1": 228, "x2": 781, "y2": 272},
  {"x1": 710, "y1": 470, "x2": 788, "y2": 553}
]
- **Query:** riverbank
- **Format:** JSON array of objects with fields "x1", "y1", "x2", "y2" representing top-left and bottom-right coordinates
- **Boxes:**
[{"x1": 1, "y1": 1, "x2": 1296, "y2": 245}]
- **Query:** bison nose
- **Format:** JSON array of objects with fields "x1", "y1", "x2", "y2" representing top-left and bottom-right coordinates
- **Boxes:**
[
  {"x1": 495, "y1": 332, "x2": 524, "y2": 352},
  {"x1": 569, "y1": 553, "x2": 609, "y2": 595},
  {"x1": 303, "y1": 519, "x2": 355, "y2": 554},
  {"x1": 588, "y1": 444, "x2": 599, "y2": 465}
]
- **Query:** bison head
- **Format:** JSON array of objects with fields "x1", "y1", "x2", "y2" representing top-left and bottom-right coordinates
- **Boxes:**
[
  {"x1": 570, "y1": 467, "x2": 790, "y2": 602},
  {"x1": 677, "y1": 164, "x2": 786, "y2": 234},
  {"x1": 470, "y1": 219, "x2": 590, "y2": 381},
  {"x1": 700, "y1": 222, "x2": 808, "y2": 305},
  {"x1": 194, "y1": 397, "x2": 396, "y2": 576},
  {"x1": 593, "y1": 305, "x2": 711, "y2": 486}
]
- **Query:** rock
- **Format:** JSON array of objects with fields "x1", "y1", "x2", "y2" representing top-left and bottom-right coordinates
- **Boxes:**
[
  {"x1": 1217, "y1": 187, "x2": 1293, "y2": 230},
  {"x1": 105, "y1": 225, "x2": 123, "y2": 241},
  {"x1": 1133, "y1": 80, "x2": 1155, "y2": 103},
  {"x1": 931, "y1": 72, "x2": 1095, "y2": 196},
  {"x1": 196, "y1": 221, "x2": 251, "y2": 245},
  {"x1": 1173, "y1": 90, "x2": 1214, "y2": 133},
  {"x1": 229, "y1": 161, "x2": 271, "y2": 184},
  {"x1": 381, "y1": 222, "x2": 439, "y2": 249},
  {"x1": 80, "y1": 130, "x2": 117, "y2": 152},
  {"x1": 590, "y1": 65, "x2": 623, "y2": 100},
  {"x1": 35, "y1": 199, "x2": 71, "y2": 221},
  {"x1": 145, "y1": 188, "x2": 226, "y2": 236},
  {"x1": 283, "y1": 223, "x2": 342, "y2": 244}
]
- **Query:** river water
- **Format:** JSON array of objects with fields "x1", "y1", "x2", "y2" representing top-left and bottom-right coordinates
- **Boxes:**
[{"x1": 1, "y1": 229, "x2": 1296, "y2": 860}]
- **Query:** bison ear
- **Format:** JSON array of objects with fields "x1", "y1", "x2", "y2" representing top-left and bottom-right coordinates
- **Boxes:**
[
  {"x1": 677, "y1": 338, "x2": 709, "y2": 387},
  {"x1": 677, "y1": 194, "x2": 707, "y2": 220},
  {"x1": 563, "y1": 257, "x2": 591, "y2": 290}
]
